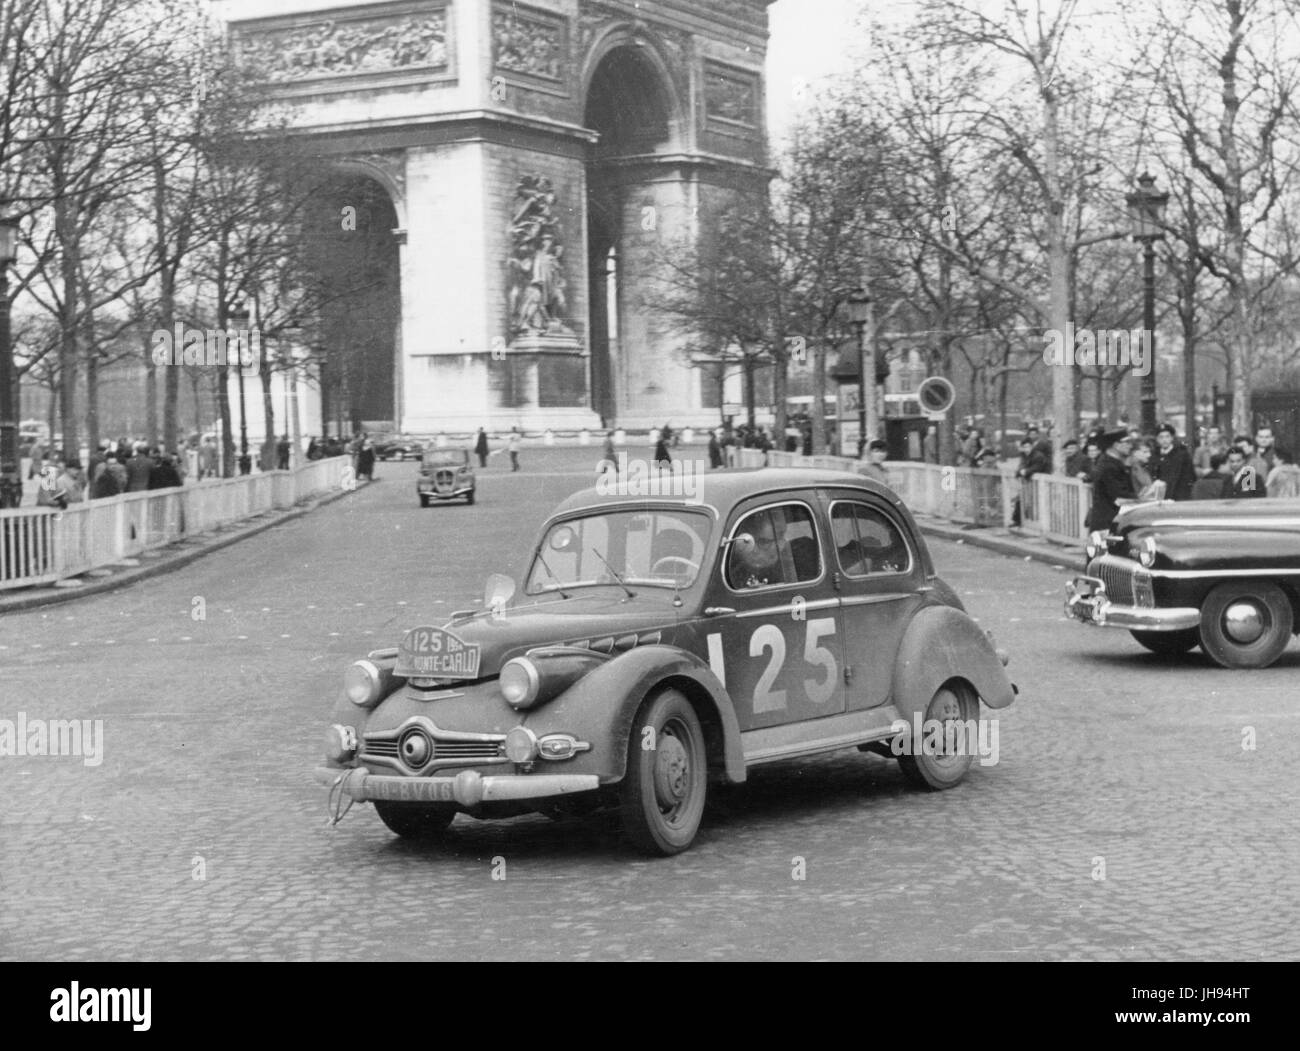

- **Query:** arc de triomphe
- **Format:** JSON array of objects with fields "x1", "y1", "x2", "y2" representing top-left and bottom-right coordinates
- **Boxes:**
[{"x1": 223, "y1": 0, "x2": 775, "y2": 432}]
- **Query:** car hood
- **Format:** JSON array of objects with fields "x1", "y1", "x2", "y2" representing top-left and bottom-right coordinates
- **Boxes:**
[
  {"x1": 427, "y1": 592, "x2": 682, "y2": 678},
  {"x1": 1115, "y1": 498, "x2": 1300, "y2": 570}
]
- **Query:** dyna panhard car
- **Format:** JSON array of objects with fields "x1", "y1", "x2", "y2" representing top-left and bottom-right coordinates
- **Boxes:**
[
  {"x1": 318, "y1": 468, "x2": 1017, "y2": 855},
  {"x1": 1066, "y1": 497, "x2": 1300, "y2": 669},
  {"x1": 417, "y1": 449, "x2": 475, "y2": 506}
]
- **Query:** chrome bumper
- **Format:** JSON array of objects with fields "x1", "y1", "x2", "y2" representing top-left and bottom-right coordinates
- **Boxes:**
[
  {"x1": 418, "y1": 485, "x2": 472, "y2": 498},
  {"x1": 315, "y1": 765, "x2": 599, "y2": 807},
  {"x1": 1064, "y1": 575, "x2": 1200, "y2": 631}
]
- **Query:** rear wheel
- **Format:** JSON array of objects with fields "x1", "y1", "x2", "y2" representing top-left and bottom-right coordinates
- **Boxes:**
[
  {"x1": 1130, "y1": 628, "x2": 1200, "y2": 656},
  {"x1": 897, "y1": 681, "x2": 979, "y2": 790},
  {"x1": 620, "y1": 689, "x2": 707, "y2": 856},
  {"x1": 1198, "y1": 581, "x2": 1293, "y2": 669},
  {"x1": 373, "y1": 801, "x2": 456, "y2": 838}
]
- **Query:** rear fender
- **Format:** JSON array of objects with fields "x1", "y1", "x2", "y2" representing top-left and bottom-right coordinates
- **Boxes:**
[
  {"x1": 526, "y1": 644, "x2": 746, "y2": 784},
  {"x1": 892, "y1": 606, "x2": 1016, "y2": 719}
]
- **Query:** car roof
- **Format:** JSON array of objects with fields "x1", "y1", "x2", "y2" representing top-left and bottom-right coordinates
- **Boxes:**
[{"x1": 550, "y1": 467, "x2": 903, "y2": 517}]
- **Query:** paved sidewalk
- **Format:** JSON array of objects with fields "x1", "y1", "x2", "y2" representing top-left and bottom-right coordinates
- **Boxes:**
[
  {"x1": 0, "y1": 480, "x2": 370, "y2": 615},
  {"x1": 914, "y1": 515, "x2": 1086, "y2": 570}
]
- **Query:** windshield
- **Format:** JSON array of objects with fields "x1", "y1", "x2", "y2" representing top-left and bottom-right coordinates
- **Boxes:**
[{"x1": 526, "y1": 508, "x2": 712, "y2": 593}]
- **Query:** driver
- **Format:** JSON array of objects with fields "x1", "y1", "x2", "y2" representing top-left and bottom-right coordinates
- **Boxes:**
[{"x1": 730, "y1": 513, "x2": 787, "y2": 589}]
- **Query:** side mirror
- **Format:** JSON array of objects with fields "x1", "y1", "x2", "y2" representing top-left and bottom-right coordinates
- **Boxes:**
[
  {"x1": 484, "y1": 573, "x2": 515, "y2": 613},
  {"x1": 724, "y1": 533, "x2": 755, "y2": 555}
]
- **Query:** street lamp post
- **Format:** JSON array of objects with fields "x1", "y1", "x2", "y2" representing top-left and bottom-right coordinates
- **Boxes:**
[
  {"x1": 1126, "y1": 172, "x2": 1169, "y2": 434},
  {"x1": 0, "y1": 216, "x2": 20, "y2": 509},
  {"x1": 229, "y1": 303, "x2": 252, "y2": 475},
  {"x1": 845, "y1": 287, "x2": 871, "y2": 459}
]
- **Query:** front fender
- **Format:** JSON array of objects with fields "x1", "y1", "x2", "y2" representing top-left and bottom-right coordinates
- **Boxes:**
[
  {"x1": 525, "y1": 644, "x2": 746, "y2": 785},
  {"x1": 892, "y1": 606, "x2": 1016, "y2": 719}
]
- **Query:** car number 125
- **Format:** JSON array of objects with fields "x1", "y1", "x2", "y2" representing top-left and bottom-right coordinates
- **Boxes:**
[{"x1": 706, "y1": 619, "x2": 838, "y2": 713}]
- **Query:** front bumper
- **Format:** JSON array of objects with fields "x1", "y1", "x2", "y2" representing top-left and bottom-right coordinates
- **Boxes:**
[
  {"x1": 316, "y1": 765, "x2": 599, "y2": 807},
  {"x1": 1065, "y1": 575, "x2": 1199, "y2": 631},
  {"x1": 418, "y1": 484, "x2": 472, "y2": 499}
]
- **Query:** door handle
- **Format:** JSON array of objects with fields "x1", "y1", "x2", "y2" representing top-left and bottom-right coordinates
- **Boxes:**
[{"x1": 703, "y1": 606, "x2": 736, "y2": 617}]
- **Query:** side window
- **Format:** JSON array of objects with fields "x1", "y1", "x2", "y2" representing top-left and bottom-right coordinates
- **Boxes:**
[
  {"x1": 832, "y1": 502, "x2": 912, "y2": 577},
  {"x1": 726, "y1": 503, "x2": 822, "y2": 590}
]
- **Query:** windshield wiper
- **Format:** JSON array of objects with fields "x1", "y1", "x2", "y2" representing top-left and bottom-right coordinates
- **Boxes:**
[
  {"x1": 534, "y1": 551, "x2": 570, "y2": 598},
  {"x1": 592, "y1": 549, "x2": 635, "y2": 598}
]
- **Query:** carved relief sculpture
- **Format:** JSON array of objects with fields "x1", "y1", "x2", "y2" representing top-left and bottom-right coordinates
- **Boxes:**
[
  {"x1": 507, "y1": 175, "x2": 571, "y2": 338},
  {"x1": 238, "y1": 12, "x2": 449, "y2": 81},
  {"x1": 704, "y1": 65, "x2": 757, "y2": 126},
  {"x1": 492, "y1": 5, "x2": 565, "y2": 81}
]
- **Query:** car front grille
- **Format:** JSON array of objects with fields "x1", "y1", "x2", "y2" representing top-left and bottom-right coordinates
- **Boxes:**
[
  {"x1": 1090, "y1": 556, "x2": 1153, "y2": 608},
  {"x1": 361, "y1": 726, "x2": 506, "y2": 773},
  {"x1": 435, "y1": 469, "x2": 454, "y2": 492}
]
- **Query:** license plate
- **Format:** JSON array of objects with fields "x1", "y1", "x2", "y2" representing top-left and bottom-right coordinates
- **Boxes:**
[{"x1": 368, "y1": 778, "x2": 455, "y2": 803}]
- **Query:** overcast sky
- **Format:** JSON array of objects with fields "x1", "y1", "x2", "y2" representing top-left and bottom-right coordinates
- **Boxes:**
[{"x1": 766, "y1": 0, "x2": 873, "y2": 145}]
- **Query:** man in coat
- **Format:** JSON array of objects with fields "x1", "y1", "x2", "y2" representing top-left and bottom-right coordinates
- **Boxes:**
[
  {"x1": 126, "y1": 443, "x2": 153, "y2": 491},
  {"x1": 1152, "y1": 423, "x2": 1195, "y2": 501},
  {"x1": 1087, "y1": 428, "x2": 1137, "y2": 532},
  {"x1": 475, "y1": 427, "x2": 490, "y2": 468}
]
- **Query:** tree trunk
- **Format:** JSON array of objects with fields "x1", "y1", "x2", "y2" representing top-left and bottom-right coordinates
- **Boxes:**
[
  {"x1": 810, "y1": 337, "x2": 826, "y2": 455},
  {"x1": 260, "y1": 344, "x2": 276, "y2": 471},
  {"x1": 1042, "y1": 81, "x2": 1074, "y2": 455}
]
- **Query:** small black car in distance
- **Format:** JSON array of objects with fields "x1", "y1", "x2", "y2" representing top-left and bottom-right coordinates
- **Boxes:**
[
  {"x1": 318, "y1": 468, "x2": 1017, "y2": 855},
  {"x1": 1066, "y1": 498, "x2": 1300, "y2": 668},
  {"x1": 417, "y1": 450, "x2": 475, "y2": 506}
]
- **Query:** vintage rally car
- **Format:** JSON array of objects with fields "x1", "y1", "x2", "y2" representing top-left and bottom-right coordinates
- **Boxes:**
[
  {"x1": 1066, "y1": 498, "x2": 1300, "y2": 668},
  {"x1": 318, "y1": 468, "x2": 1017, "y2": 855},
  {"x1": 417, "y1": 450, "x2": 475, "y2": 506}
]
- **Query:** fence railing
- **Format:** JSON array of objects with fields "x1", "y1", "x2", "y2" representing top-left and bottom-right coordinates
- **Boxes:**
[
  {"x1": 737, "y1": 448, "x2": 1090, "y2": 545},
  {"x1": 0, "y1": 457, "x2": 350, "y2": 592}
]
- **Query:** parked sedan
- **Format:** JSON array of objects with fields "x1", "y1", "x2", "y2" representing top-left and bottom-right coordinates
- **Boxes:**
[
  {"x1": 1066, "y1": 498, "x2": 1300, "y2": 668},
  {"x1": 374, "y1": 435, "x2": 424, "y2": 461},
  {"x1": 317, "y1": 468, "x2": 1017, "y2": 855}
]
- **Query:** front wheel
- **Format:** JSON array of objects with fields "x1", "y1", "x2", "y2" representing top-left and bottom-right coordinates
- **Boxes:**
[
  {"x1": 897, "y1": 681, "x2": 979, "y2": 790},
  {"x1": 1131, "y1": 628, "x2": 1200, "y2": 656},
  {"x1": 419, "y1": 494, "x2": 430, "y2": 507},
  {"x1": 373, "y1": 801, "x2": 456, "y2": 838},
  {"x1": 620, "y1": 689, "x2": 707, "y2": 855},
  {"x1": 1198, "y1": 581, "x2": 1293, "y2": 669},
  {"x1": 465, "y1": 490, "x2": 475, "y2": 506}
]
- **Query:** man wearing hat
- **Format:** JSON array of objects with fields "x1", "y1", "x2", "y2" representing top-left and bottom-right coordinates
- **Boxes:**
[{"x1": 1086, "y1": 428, "x2": 1137, "y2": 532}]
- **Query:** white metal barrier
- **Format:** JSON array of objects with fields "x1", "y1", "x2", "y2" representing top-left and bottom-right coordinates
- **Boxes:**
[
  {"x1": 734, "y1": 449, "x2": 1089, "y2": 544},
  {"x1": 0, "y1": 457, "x2": 349, "y2": 592}
]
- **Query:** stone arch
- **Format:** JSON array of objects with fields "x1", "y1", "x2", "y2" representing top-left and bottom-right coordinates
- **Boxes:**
[
  {"x1": 580, "y1": 23, "x2": 689, "y2": 155},
  {"x1": 327, "y1": 156, "x2": 407, "y2": 231}
]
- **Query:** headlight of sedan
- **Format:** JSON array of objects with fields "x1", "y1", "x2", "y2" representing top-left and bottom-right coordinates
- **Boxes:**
[
  {"x1": 1136, "y1": 536, "x2": 1157, "y2": 568},
  {"x1": 344, "y1": 660, "x2": 384, "y2": 708},
  {"x1": 500, "y1": 657, "x2": 541, "y2": 709}
]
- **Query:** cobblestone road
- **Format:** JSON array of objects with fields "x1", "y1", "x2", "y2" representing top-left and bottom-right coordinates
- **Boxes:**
[{"x1": 2, "y1": 449, "x2": 1297, "y2": 960}]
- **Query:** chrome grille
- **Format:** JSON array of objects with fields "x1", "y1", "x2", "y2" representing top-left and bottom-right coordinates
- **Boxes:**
[
  {"x1": 1091, "y1": 556, "x2": 1153, "y2": 608},
  {"x1": 361, "y1": 723, "x2": 506, "y2": 773},
  {"x1": 435, "y1": 469, "x2": 454, "y2": 492}
]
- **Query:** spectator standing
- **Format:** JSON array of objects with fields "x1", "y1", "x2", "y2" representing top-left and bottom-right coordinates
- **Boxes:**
[
  {"x1": 653, "y1": 430, "x2": 672, "y2": 474},
  {"x1": 90, "y1": 452, "x2": 122, "y2": 500},
  {"x1": 1194, "y1": 426, "x2": 1228, "y2": 477},
  {"x1": 1227, "y1": 449, "x2": 1264, "y2": 498},
  {"x1": 126, "y1": 443, "x2": 153, "y2": 491},
  {"x1": 1191, "y1": 453, "x2": 1231, "y2": 500},
  {"x1": 1130, "y1": 438, "x2": 1167, "y2": 501},
  {"x1": 356, "y1": 436, "x2": 376, "y2": 481},
  {"x1": 861, "y1": 439, "x2": 890, "y2": 487},
  {"x1": 149, "y1": 453, "x2": 182, "y2": 489},
  {"x1": 602, "y1": 430, "x2": 618, "y2": 475},
  {"x1": 1086, "y1": 429, "x2": 1137, "y2": 532},
  {"x1": 508, "y1": 426, "x2": 521, "y2": 471},
  {"x1": 707, "y1": 429, "x2": 723, "y2": 469},
  {"x1": 276, "y1": 434, "x2": 292, "y2": 470},
  {"x1": 1012, "y1": 436, "x2": 1050, "y2": 526},
  {"x1": 475, "y1": 427, "x2": 490, "y2": 468},
  {"x1": 1062, "y1": 438, "x2": 1088, "y2": 477},
  {"x1": 1152, "y1": 424, "x2": 1194, "y2": 501},
  {"x1": 922, "y1": 425, "x2": 938, "y2": 464},
  {"x1": 58, "y1": 460, "x2": 86, "y2": 504},
  {"x1": 1266, "y1": 446, "x2": 1300, "y2": 498},
  {"x1": 1254, "y1": 426, "x2": 1277, "y2": 474},
  {"x1": 199, "y1": 437, "x2": 218, "y2": 477}
]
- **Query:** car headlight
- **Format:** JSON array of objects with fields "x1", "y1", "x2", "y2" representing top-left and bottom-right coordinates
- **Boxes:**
[
  {"x1": 1137, "y1": 536, "x2": 1157, "y2": 568},
  {"x1": 1085, "y1": 530, "x2": 1107, "y2": 560},
  {"x1": 500, "y1": 657, "x2": 540, "y2": 709},
  {"x1": 344, "y1": 660, "x2": 383, "y2": 708}
]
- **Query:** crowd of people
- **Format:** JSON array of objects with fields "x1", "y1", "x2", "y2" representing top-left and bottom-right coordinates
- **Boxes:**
[{"x1": 24, "y1": 437, "x2": 190, "y2": 510}]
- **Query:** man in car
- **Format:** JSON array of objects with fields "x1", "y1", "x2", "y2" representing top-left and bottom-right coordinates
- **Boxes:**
[{"x1": 730, "y1": 514, "x2": 787, "y2": 589}]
